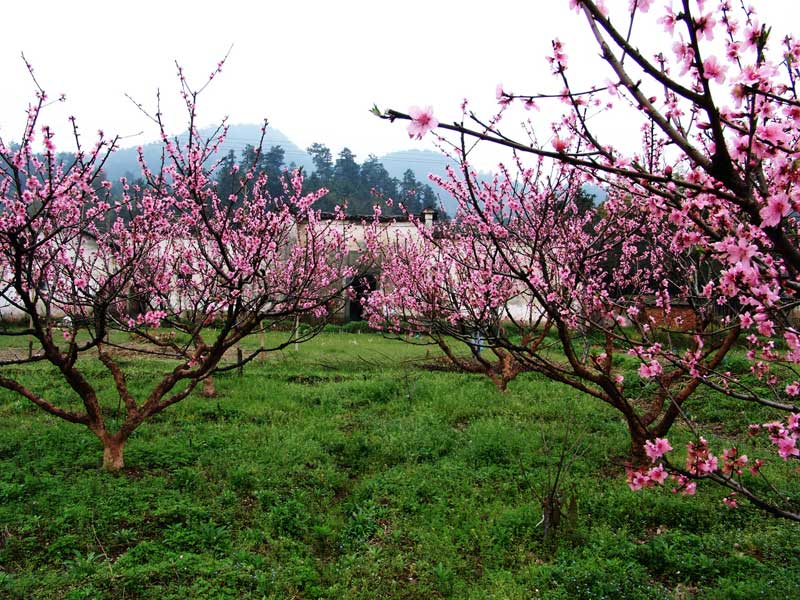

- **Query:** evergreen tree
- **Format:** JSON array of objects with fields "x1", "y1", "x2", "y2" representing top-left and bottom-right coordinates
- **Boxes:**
[
  {"x1": 261, "y1": 145, "x2": 286, "y2": 198},
  {"x1": 360, "y1": 155, "x2": 399, "y2": 214},
  {"x1": 305, "y1": 143, "x2": 336, "y2": 211},
  {"x1": 332, "y1": 148, "x2": 363, "y2": 212},
  {"x1": 299, "y1": 143, "x2": 440, "y2": 216},
  {"x1": 419, "y1": 184, "x2": 438, "y2": 211},
  {"x1": 399, "y1": 169, "x2": 423, "y2": 214},
  {"x1": 306, "y1": 143, "x2": 334, "y2": 184},
  {"x1": 214, "y1": 149, "x2": 239, "y2": 208}
]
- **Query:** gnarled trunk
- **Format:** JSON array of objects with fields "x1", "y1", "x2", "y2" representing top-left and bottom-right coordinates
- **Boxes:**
[
  {"x1": 201, "y1": 376, "x2": 217, "y2": 398},
  {"x1": 102, "y1": 438, "x2": 126, "y2": 472},
  {"x1": 625, "y1": 419, "x2": 649, "y2": 464}
]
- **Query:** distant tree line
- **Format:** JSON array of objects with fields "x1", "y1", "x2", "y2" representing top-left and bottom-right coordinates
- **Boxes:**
[
  {"x1": 49, "y1": 141, "x2": 440, "y2": 223},
  {"x1": 215, "y1": 143, "x2": 439, "y2": 216}
]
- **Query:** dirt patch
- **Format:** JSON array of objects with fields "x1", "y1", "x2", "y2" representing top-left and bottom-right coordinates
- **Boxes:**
[
  {"x1": 0, "y1": 340, "x2": 253, "y2": 365},
  {"x1": 286, "y1": 374, "x2": 348, "y2": 385},
  {"x1": 415, "y1": 356, "x2": 468, "y2": 372},
  {"x1": 120, "y1": 466, "x2": 146, "y2": 479},
  {"x1": 0, "y1": 348, "x2": 37, "y2": 362}
]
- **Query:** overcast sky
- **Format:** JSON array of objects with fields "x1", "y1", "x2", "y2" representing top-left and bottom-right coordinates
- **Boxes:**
[{"x1": 1, "y1": 1, "x2": 798, "y2": 171}]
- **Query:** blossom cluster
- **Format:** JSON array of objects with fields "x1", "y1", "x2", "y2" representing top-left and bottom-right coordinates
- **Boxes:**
[
  {"x1": 386, "y1": 0, "x2": 800, "y2": 518},
  {"x1": 754, "y1": 414, "x2": 800, "y2": 460}
]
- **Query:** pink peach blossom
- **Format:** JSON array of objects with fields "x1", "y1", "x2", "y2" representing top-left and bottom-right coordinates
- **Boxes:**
[{"x1": 407, "y1": 106, "x2": 438, "y2": 140}]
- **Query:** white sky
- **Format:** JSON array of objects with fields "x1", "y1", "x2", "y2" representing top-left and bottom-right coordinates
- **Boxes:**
[{"x1": 1, "y1": 1, "x2": 798, "y2": 171}]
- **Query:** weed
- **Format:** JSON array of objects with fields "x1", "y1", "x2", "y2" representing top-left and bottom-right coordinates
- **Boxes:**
[{"x1": 0, "y1": 332, "x2": 796, "y2": 598}]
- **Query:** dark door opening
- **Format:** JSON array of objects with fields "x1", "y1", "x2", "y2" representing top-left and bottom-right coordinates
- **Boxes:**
[{"x1": 348, "y1": 274, "x2": 377, "y2": 321}]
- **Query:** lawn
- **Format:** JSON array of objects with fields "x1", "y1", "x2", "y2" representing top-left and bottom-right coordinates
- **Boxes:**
[{"x1": 0, "y1": 331, "x2": 798, "y2": 599}]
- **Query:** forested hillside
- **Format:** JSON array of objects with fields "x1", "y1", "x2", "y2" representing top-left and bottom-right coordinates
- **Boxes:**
[{"x1": 101, "y1": 124, "x2": 443, "y2": 216}]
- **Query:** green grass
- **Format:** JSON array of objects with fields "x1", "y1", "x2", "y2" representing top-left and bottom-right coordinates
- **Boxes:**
[{"x1": 0, "y1": 332, "x2": 797, "y2": 599}]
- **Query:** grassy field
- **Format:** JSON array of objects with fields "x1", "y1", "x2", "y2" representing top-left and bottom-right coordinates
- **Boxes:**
[{"x1": 0, "y1": 331, "x2": 798, "y2": 599}]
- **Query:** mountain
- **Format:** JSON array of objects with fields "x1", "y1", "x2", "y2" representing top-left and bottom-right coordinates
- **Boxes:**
[
  {"x1": 101, "y1": 123, "x2": 314, "y2": 184},
  {"x1": 379, "y1": 149, "x2": 609, "y2": 212},
  {"x1": 583, "y1": 183, "x2": 608, "y2": 203},
  {"x1": 102, "y1": 126, "x2": 475, "y2": 215},
  {"x1": 377, "y1": 149, "x2": 493, "y2": 215}
]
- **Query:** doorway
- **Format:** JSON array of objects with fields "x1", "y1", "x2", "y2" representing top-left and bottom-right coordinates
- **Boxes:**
[{"x1": 348, "y1": 274, "x2": 377, "y2": 321}]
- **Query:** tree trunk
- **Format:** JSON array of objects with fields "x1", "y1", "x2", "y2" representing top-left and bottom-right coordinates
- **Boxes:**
[
  {"x1": 490, "y1": 374, "x2": 510, "y2": 392},
  {"x1": 622, "y1": 413, "x2": 650, "y2": 464},
  {"x1": 629, "y1": 437, "x2": 648, "y2": 464},
  {"x1": 202, "y1": 376, "x2": 217, "y2": 398},
  {"x1": 102, "y1": 438, "x2": 125, "y2": 472},
  {"x1": 626, "y1": 426, "x2": 650, "y2": 465}
]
